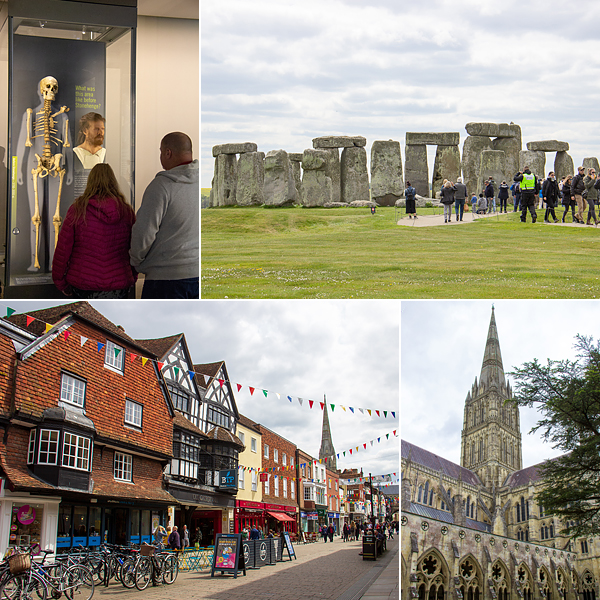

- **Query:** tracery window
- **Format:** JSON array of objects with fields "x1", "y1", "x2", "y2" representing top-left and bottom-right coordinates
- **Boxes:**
[
  {"x1": 417, "y1": 551, "x2": 447, "y2": 600},
  {"x1": 491, "y1": 561, "x2": 510, "y2": 600},
  {"x1": 459, "y1": 557, "x2": 481, "y2": 600}
]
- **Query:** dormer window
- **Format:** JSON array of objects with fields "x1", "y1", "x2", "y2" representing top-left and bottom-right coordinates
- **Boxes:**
[
  {"x1": 60, "y1": 373, "x2": 86, "y2": 408},
  {"x1": 105, "y1": 340, "x2": 124, "y2": 373}
]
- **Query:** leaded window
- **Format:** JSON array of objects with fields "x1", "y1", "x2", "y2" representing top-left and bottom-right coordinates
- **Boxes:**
[
  {"x1": 105, "y1": 340, "x2": 124, "y2": 372},
  {"x1": 172, "y1": 431, "x2": 201, "y2": 480},
  {"x1": 124, "y1": 399, "x2": 142, "y2": 428},
  {"x1": 27, "y1": 430, "x2": 36, "y2": 464},
  {"x1": 207, "y1": 405, "x2": 230, "y2": 429}
]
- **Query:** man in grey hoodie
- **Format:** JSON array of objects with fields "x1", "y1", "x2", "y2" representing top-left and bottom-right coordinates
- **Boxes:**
[{"x1": 130, "y1": 132, "x2": 199, "y2": 298}]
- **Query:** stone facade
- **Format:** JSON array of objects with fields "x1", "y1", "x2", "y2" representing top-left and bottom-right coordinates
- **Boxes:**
[{"x1": 401, "y1": 308, "x2": 600, "y2": 600}]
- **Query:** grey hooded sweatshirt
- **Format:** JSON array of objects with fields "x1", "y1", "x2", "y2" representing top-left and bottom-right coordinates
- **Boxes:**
[{"x1": 130, "y1": 159, "x2": 199, "y2": 280}]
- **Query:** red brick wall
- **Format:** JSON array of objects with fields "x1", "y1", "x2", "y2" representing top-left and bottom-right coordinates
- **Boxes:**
[
  {"x1": 326, "y1": 467, "x2": 340, "y2": 512},
  {"x1": 13, "y1": 320, "x2": 173, "y2": 456},
  {"x1": 258, "y1": 426, "x2": 297, "y2": 509}
]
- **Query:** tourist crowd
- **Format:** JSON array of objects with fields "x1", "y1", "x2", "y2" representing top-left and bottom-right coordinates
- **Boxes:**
[{"x1": 404, "y1": 166, "x2": 600, "y2": 226}]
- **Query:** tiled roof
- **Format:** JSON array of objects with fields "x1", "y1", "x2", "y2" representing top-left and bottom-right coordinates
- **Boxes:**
[
  {"x1": 401, "y1": 440, "x2": 482, "y2": 486},
  {"x1": 205, "y1": 426, "x2": 245, "y2": 450},
  {"x1": 8, "y1": 302, "x2": 155, "y2": 356},
  {"x1": 237, "y1": 414, "x2": 261, "y2": 434},
  {"x1": 135, "y1": 335, "x2": 183, "y2": 360},
  {"x1": 173, "y1": 412, "x2": 208, "y2": 438},
  {"x1": 91, "y1": 478, "x2": 177, "y2": 504},
  {"x1": 194, "y1": 362, "x2": 223, "y2": 387}
]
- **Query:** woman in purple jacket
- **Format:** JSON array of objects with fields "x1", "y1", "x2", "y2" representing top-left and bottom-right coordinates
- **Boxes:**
[{"x1": 52, "y1": 163, "x2": 136, "y2": 298}]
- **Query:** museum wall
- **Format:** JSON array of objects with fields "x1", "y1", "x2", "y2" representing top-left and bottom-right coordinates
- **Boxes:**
[{"x1": 135, "y1": 15, "x2": 199, "y2": 210}]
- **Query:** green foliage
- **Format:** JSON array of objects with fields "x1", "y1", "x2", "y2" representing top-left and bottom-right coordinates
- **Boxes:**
[
  {"x1": 510, "y1": 336, "x2": 600, "y2": 538},
  {"x1": 201, "y1": 207, "x2": 600, "y2": 299}
]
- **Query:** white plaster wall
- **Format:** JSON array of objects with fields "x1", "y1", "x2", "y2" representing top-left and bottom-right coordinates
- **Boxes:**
[{"x1": 135, "y1": 16, "x2": 199, "y2": 211}]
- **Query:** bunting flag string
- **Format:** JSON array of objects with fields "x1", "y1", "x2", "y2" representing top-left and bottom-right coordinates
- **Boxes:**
[{"x1": 4, "y1": 310, "x2": 398, "y2": 419}]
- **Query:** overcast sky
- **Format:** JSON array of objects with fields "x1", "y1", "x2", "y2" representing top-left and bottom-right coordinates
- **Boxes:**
[
  {"x1": 401, "y1": 300, "x2": 600, "y2": 469},
  {"x1": 201, "y1": 0, "x2": 600, "y2": 188},
  {"x1": 3, "y1": 300, "x2": 399, "y2": 483}
]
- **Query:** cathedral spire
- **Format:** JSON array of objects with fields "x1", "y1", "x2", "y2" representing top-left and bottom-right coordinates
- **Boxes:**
[
  {"x1": 479, "y1": 305, "x2": 505, "y2": 388},
  {"x1": 319, "y1": 395, "x2": 337, "y2": 470}
]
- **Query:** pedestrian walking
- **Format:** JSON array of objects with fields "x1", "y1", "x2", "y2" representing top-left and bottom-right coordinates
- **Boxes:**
[
  {"x1": 584, "y1": 167, "x2": 599, "y2": 225},
  {"x1": 405, "y1": 181, "x2": 417, "y2": 219},
  {"x1": 168, "y1": 525, "x2": 181, "y2": 551},
  {"x1": 542, "y1": 171, "x2": 560, "y2": 223},
  {"x1": 321, "y1": 525, "x2": 327, "y2": 543},
  {"x1": 182, "y1": 524, "x2": 190, "y2": 549},
  {"x1": 498, "y1": 181, "x2": 509, "y2": 213},
  {"x1": 440, "y1": 180, "x2": 456, "y2": 223},
  {"x1": 514, "y1": 166, "x2": 539, "y2": 223},
  {"x1": 571, "y1": 166, "x2": 587, "y2": 223},
  {"x1": 454, "y1": 177, "x2": 467, "y2": 221},
  {"x1": 328, "y1": 524, "x2": 334, "y2": 543}
]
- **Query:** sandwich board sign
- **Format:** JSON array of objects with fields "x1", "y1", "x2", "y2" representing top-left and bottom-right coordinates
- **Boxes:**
[
  {"x1": 211, "y1": 533, "x2": 247, "y2": 578},
  {"x1": 278, "y1": 531, "x2": 296, "y2": 561}
]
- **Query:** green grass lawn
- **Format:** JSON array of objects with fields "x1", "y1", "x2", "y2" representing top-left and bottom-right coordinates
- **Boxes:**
[{"x1": 201, "y1": 206, "x2": 600, "y2": 299}]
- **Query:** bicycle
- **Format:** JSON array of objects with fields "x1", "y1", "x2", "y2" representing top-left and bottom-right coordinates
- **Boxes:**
[{"x1": 133, "y1": 545, "x2": 178, "y2": 591}]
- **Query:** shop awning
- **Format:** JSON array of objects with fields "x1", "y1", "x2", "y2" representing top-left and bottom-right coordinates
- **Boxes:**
[{"x1": 266, "y1": 511, "x2": 296, "y2": 522}]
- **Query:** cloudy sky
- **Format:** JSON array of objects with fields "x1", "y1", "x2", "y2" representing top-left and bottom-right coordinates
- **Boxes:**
[
  {"x1": 201, "y1": 0, "x2": 600, "y2": 188},
  {"x1": 402, "y1": 300, "x2": 600, "y2": 469},
  {"x1": 2, "y1": 300, "x2": 399, "y2": 483}
]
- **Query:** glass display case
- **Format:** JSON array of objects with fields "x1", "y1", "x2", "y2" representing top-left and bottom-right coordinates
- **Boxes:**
[{"x1": 1, "y1": 0, "x2": 136, "y2": 297}]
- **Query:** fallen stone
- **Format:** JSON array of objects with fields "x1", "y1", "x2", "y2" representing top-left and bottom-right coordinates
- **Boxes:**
[
  {"x1": 526, "y1": 140, "x2": 569, "y2": 152},
  {"x1": 405, "y1": 144, "x2": 429, "y2": 198},
  {"x1": 212, "y1": 142, "x2": 258, "y2": 156},
  {"x1": 263, "y1": 149, "x2": 297, "y2": 207},
  {"x1": 405, "y1": 132, "x2": 460, "y2": 146},
  {"x1": 312, "y1": 135, "x2": 366, "y2": 148},
  {"x1": 236, "y1": 151, "x2": 264, "y2": 206},
  {"x1": 371, "y1": 140, "x2": 403, "y2": 206},
  {"x1": 340, "y1": 146, "x2": 370, "y2": 203}
]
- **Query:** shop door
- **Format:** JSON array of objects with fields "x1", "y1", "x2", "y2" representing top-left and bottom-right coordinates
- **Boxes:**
[{"x1": 114, "y1": 508, "x2": 128, "y2": 545}]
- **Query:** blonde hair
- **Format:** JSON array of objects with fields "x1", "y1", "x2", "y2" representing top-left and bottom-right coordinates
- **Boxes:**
[{"x1": 72, "y1": 163, "x2": 133, "y2": 224}]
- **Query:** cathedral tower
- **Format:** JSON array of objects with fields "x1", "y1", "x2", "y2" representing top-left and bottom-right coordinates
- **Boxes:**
[
  {"x1": 460, "y1": 306, "x2": 522, "y2": 489},
  {"x1": 319, "y1": 396, "x2": 337, "y2": 470}
]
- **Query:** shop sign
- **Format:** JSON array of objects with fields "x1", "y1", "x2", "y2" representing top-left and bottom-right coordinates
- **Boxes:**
[
  {"x1": 307, "y1": 512, "x2": 318, "y2": 520},
  {"x1": 211, "y1": 533, "x2": 246, "y2": 579},
  {"x1": 218, "y1": 470, "x2": 238, "y2": 490},
  {"x1": 259, "y1": 473, "x2": 268, "y2": 482}
]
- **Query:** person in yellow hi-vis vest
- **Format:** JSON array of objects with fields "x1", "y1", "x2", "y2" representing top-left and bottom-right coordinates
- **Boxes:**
[{"x1": 514, "y1": 166, "x2": 539, "y2": 223}]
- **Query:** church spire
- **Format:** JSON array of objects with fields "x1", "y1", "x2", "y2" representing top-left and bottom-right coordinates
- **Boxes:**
[
  {"x1": 479, "y1": 305, "x2": 505, "y2": 388},
  {"x1": 319, "y1": 395, "x2": 337, "y2": 469}
]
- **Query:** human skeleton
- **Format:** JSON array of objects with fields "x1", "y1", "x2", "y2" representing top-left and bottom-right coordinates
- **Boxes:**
[{"x1": 24, "y1": 76, "x2": 70, "y2": 269}]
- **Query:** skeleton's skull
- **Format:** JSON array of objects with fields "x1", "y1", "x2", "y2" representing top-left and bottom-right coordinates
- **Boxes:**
[{"x1": 39, "y1": 76, "x2": 58, "y2": 101}]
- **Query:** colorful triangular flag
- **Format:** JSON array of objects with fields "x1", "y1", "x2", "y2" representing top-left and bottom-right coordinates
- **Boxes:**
[
  {"x1": 80, "y1": 336, "x2": 88, "y2": 347},
  {"x1": 6, "y1": 308, "x2": 15, "y2": 318},
  {"x1": 97, "y1": 342, "x2": 105, "y2": 352},
  {"x1": 26, "y1": 316, "x2": 35, "y2": 327}
]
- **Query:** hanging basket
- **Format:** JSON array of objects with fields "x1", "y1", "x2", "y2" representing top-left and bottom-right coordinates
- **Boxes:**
[
  {"x1": 8, "y1": 552, "x2": 31, "y2": 574},
  {"x1": 140, "y1": 544, "x2": 155, "y2": 557}
]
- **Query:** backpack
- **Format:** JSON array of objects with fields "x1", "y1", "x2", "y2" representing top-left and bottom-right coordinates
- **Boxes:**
[{"x1": 405, "y1": 186, "x2": 415, "y2": 200}]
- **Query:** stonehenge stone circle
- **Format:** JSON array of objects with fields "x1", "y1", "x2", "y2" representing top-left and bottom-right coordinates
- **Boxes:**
[
  {"x1": 526, "y1": 140, "x2": 569, "y2": 152},
  {"x1": 263, "y1": 149, "x2": 297, "y2": 207},
  {"x1": 405, "y1": 132, "x2": 460, "y2": 146},
  {"x1": 519, "y1": 150, "x2": 545, "y2": 179},
  {"x1": 404, "y1": 144, "x2": 429, "y2": 198},
  {"x1": 288, "y1": 153, "x2": 303, "y2": 197},
  {"x1": 554, "y1": 151, "x2": 574, "y2": 181},
  {"x1": 212, "y1": 142, "x2": 258, "y2": 156},
  {"x1": 236, "y1": 151, "x2": 265, "y2": 206},
  {"x1": 300, "y1": 149, "x2": 332, "y2": 207},
  {"x1": 340, "y1": 146, "x2": 370, "y2": 203},
  {"x1": 312, "y1": 135, "x2": 366, "y2": 148},
  {"x1": 432, "y1": 145, "x2": 460, "y2": 196},
  {"x1": 211, "y1": 153, "x2": 238, "y2": 207},
  {"x1": 370, "y1": 140, "x2": 404, "y2": 206}
]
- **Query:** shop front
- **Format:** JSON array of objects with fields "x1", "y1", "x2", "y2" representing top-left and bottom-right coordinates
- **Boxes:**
[
  {"x1": 328, "y1": 511, "x2": 340, "y2": 535},
  {"x1": 56, "y1": 499, "x2": 168, "y2": 551},
  {"x1": 300, "y1": 510, "x2": 318, "y2": 533},
  {"x1": 316, "y1": 507, "x2": 328, "y2": 530},
  {"x1": 0, "y1": 487, "x2": 61, "y2": 556},
  {"x1": 264, "y1": 503, "x2": 297, "y2": 536},
  {"x1": 235, "y1": 500, "x2": 265, "y2": 534}
]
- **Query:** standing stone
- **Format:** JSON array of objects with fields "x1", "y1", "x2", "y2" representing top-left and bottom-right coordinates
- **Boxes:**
[
  {"x1": 321, "y1": 148, "x2": 341, "y2": 203},
  {"x1": 370, "y1": 140, "x2": 403, "y2": 206},
  {"x1": 492, "y1": 137, "x2": 520, "y2": 185},
  {"x1": 236, "y1": 151, "x2": 264, "y2": 206},
  {"x1": 583, "y1": 157, "x2": 600, "y2": 174},
  {"x1": 263, "y1": 149, "x2": 297, "y2": 207},
  {"x1": 519, "y1": 150, "x2": 545, "y2": 179},
  {"x1": 300, "y1": 149, "x2": 332, "y2": 208},
  {"x1": 480, "y1": 150, "x2": 505, "y2": 192},
  {"x1": 554, "y1": 151, "x2": 574, "y2": 181},
  {"x1": 340, "y1": 146, "x2": 370, "y2": 203},
  {"x1": 405, "y1": 144, "x2": 429, "y2": 198},
  {"x1": 288, "y1": 153, "x2": 303, "y2": 197},
  {"x1": 212, "y1": 154, "x2": 237, "y2": 206},
  {"x1": 461, "y1": 136, "x2": 493, "y2": 196},
  {"x1": 432, "y1": 145, "x2": 460, "y2": 197}
]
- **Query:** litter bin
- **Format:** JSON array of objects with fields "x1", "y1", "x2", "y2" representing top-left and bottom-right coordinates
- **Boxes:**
[{"x1": 362, "y1": 530, "x2": 377, "y2": 561}]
